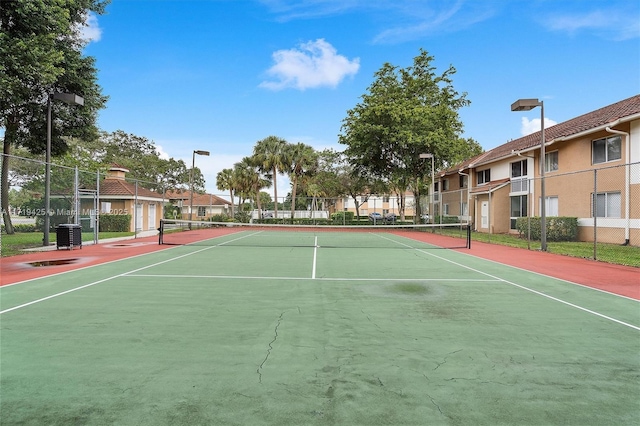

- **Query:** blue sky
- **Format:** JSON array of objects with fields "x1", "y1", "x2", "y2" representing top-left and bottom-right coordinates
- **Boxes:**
[{"x1": 79, "y1": 0, "x2": 639, "y2": 195}]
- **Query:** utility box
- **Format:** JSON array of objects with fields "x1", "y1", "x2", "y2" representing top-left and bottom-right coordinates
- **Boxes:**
[{"x1": 56, "y1": 224, "x2": 82, "y2": 250}]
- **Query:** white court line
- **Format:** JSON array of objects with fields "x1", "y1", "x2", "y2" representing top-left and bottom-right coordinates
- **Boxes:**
[
  {"x1": 374, "y1": 233, "x2": 640, "y2": 331},
  {"x1": 125, "y1": 274, "x2": 499, "y2": 282},
  {"x1": 312, "y1": 236, "x2": 318, "y2": 279},
  {"x1": 0, "y1": 232, "x2": 263, "y2": 315}
]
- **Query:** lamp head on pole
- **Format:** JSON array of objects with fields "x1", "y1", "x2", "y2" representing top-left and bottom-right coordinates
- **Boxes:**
[
  {"x1": 52, "y1": 92, "x2": 84, "y2": 106},
  {"x1": 511, "y1": 98, "x2": 541, "y2": 111},
  {"x1": 194, "y1": 150, "x2": 210, "y2": 156}
]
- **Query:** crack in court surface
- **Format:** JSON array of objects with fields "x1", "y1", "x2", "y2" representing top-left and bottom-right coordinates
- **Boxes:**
[{"x1": 257, "y1": 311, "x2": 285, "y2": 383}]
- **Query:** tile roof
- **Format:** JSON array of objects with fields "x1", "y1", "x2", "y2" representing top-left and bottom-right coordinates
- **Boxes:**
[
  {"x1": 478, "y1": 94, "x2": 640, "y2": 165},
  {"x1": 469, "y1": 178, "x2": 511, "y2": 194},
  {"x1": 165, "y1": 190, "x2": 230, "y2": 206},
  {"x1": 100, "y1": 179, "x2": 164, "y2": 199}
]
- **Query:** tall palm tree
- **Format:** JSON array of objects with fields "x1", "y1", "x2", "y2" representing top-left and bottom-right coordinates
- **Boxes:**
[
  {"x1": 235, "y1": 156, "x2": 272, "y2": 218},
  {"x1": 286, "y1": 143, "x2": 318, "y2": 220},
  {"x1": 253, "y1": 136, "x2": 288, "y2": 220},
  {"x1": 216, "y1": 168, "x2": 236, "y2": 217}
]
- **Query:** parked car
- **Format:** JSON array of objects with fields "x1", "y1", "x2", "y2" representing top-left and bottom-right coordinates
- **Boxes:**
[
  {"x1": 421, "y1": 214, "x2": 431, "y2": 223},
  {"x1": 384, "y1": 213, "x2": 397, "y2": 222},
  {"x1": 368, "y1": 212, "x2": 383, "y2": 221}
]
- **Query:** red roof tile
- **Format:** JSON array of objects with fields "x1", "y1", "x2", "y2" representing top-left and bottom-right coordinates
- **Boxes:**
[
  {"x1": 165, "y1": 190, "x2": 230, "y2": 206},
  {"x1": 100, "y1": 179, "x2": 164, "y2": 199},
  {"x1": 478, "y1": 94, "x2": 640, "y2": 165}
]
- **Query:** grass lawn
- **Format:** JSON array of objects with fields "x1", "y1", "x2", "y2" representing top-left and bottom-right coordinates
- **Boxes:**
[
  {"x1": 468, "y1": 231, "x2": 640, "y2": 268},
  {"x1": 1, "y1": 231, "x2": 134, "y2": 257}
]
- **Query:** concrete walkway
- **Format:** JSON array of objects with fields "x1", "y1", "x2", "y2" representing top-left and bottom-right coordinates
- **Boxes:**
[{"x1": 22, "y1": 230, "x2": 159, "y2": 252}]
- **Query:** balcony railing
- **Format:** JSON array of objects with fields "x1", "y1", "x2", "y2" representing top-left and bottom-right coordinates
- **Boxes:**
[{"x1": 511, "y1": 178, "x2": 529, "y2": 193}]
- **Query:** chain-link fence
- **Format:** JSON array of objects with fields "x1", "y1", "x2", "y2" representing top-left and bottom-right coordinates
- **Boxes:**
[
  {"x1": 1, "y1": 154, "x2": 170, "y2": 248},
  {"x1": 417, "y1": 161, "x2": 639, "y2": 265},
  {"x1": 539, "y1": 161, "x2": 640, "y2": 264},
  {"x1": 2, "y1": 154, "x2": 639, "y2": 265}
]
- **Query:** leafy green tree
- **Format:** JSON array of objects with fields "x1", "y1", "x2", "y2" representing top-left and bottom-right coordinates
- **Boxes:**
[
  {"x1": 285, "y1": 143, "x2": 317, "y2": 219},
  {"x1": 253, "y1": 136, "x2": 288, "y2": 219},
  {"x1": 1, "y1": 0, "x2": 109, "y2": 233},
  {"x1": 339, "y1": 49, "x2": 482, "y2": 219},
  {"x1": 216, "y1": 168, "x2": 237, "y2": 217},
  {"x1": 234, "y1": 156, "x2": 271, "y2": 217},
  {"x1": 95, "y1": 131, "x2": 198, "y2": 192}
]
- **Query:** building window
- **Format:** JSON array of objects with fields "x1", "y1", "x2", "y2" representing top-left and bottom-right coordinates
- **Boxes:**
[
  {"x1": 459, "y1": 174, "x2": 468, "y2": 188},
  {"x1": 545, "y1": 196, "x2": 559, "y2": 217},
  {"x1": 197, "y1": 206, "x2": 206, "y2": 217},
  {"x1": 593, "y1": 192, "x2": 621, "y2": 218},
  {"x1": 442, "y1": 179, "x2": 449, "y2": 191},
  {"x1": 443, "y1": 204, "x2": 449, "y2": 215},
  {"x1": 592, "y1": 136, "x2": 621, "y2": 164},
  {"x1": 477, "y1": 169, "x2": 491, "y2": 185},
  {"x1": 460, "y1": 202, "x2": 468, "y2": 217},
  {"x1": 545, "y1": 151, "x2": 558, "y2": 172},
  {"x1": 434, "y1": 182, "x2": 439, "y2": 192},
  {"x1": 510, "y1": 195, "x2": 528, "y2": 230},
  {"x1": 383, "y1": 195, "x2": 390, "y2": 203},
  {"x1": 511, "y1": 160, "x2": 527, "y2": 178}
]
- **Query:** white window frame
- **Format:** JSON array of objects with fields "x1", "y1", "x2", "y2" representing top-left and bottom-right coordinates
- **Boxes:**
[
  {"x1": 593, "y1": 192, "x2": 621, "y2": 218},
  {"x1": 545, "y1": 151, "x2": 559, "y2": 173},
  {"x1": 477, "y1": 169, "x2": 491, "y2": 185},
  {"x1": 510, "y1": 195, "x2": 528, "y2": 230},
  {"x1": 592, "y1": 136, "x2": 622, "y2": 164}
]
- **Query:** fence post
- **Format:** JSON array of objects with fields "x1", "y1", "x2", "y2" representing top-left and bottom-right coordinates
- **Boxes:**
[
  {"x1": 593, "y1": 169, "x2": 597, "y2": 260},
  {"x1": 96, "y1": 170, "x2": 100, "y2": 244},
  {"x1": 74, "y1": 166, "x2": 79, "y2": 225}
]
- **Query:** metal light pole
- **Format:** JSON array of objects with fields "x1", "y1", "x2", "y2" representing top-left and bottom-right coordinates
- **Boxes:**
[
  {"x1": 44, "y1": 92, "x2": 84, "y2": 246},
  {"x1": 420, "y1": 153, "x2": 435, "y2": 224},
  {"x1": 189, "y1": 150, "x2": 210, "y2": 222},
  {"x1": 511, "y1": 98, "x2": 546, "y2": 251}
]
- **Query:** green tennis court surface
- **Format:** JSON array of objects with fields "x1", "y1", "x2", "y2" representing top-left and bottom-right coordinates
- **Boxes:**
[{"x1": 1, "y1": 230, "x2": 638, "y2": 425}]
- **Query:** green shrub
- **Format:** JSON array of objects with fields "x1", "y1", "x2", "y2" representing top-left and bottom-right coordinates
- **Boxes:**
[
  {"x1": 210, "y1": 214, "x2": 233, "y2": 222},
  {"x1": 1, "y1": 223, "x2": 38, "y2": 233},
  {"x1": 99, "y1": 214, "x2": 131, "y2": 232},
  {"x1": 234, "y1": 211, "x2": 251, "y2": 223},
  {"x1": 516, "y1": 217, "x2": 578, "y2": 242},
  {"x1": 331, "y1": 211, "x2": 355, "y2": 222}
]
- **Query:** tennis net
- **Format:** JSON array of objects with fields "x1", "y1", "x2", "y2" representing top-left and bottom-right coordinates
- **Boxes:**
[{"x1": 158, "y1": 219, "x2": 471, "y2": 250}]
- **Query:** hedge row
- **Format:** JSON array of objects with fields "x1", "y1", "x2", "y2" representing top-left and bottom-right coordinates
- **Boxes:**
[
  {"x1": 515, "y1": 217, "x2": 578, "y2": 242},
  {"x1": 98, "y1": 214, "x2": 131, "y2": 232}
]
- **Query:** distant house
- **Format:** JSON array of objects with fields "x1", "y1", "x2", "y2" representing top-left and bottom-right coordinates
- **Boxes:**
[
  {"x1": 334, "y1": 192, "x2": 416, "y2": 219},
  {"x1": 437, "y1": 94, "x2": 640, "y2": 244},
  {"x1": 80, "y1": 165, "x2": 165, "y2": 233},
  {"x1": 165, "y1": 190, "x2": 231, "y2": 220}
]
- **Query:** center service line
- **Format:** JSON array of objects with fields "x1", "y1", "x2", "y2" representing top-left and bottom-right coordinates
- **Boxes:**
[{"x1": 312, "y1": 236, "x2": 318, "y2": 279}]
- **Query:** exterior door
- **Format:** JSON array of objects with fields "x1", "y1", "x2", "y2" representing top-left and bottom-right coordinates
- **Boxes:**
[
  {"x1": 481, "y1": 201, "x2": 489, "y2": 229},
  {"x1": 136, "y1": 203, "x2": 143, "y2": 231},
  {"x1": 148, "y1": 204, "x2": 156, "y2": 230}
]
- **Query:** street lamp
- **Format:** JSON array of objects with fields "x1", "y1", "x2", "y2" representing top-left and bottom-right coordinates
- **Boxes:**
[
  {"x1": 511, "y1": 98, "x2": 546, "y2": 251},
  {"x1": 44, "y1": 92, "x2": 84, "y2": 246},
  {"x1": 420, "y1": 153, "x2": 435, "y2": 224},
  {"x1": 189, "y1": 150, "x2": 210, "y2": 222}
]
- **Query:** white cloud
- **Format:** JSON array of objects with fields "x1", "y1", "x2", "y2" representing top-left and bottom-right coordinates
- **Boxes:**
[
  {"x1": 260, "y1": 39, "x2": 360, "y2": 91},
  {"x1": 78, "y1": 12, "x2": 102, "y2": 43},
  {"x1": 520, "y1": 117, "x2": 557, "y2": 136},
  {"x1": 155, "y1": 144, "x2": 171, "y2": 160},
  {"x1": 541, "y1": 9, "x2": 639, "y2": 41}
]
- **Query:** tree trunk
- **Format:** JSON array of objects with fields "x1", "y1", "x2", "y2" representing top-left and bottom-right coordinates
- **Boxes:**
[
  {"x1": 290, "y1": 177, "x2": 298, "y2": 221},
  {"x1": 1, "y1": 124, "x2": 16, "y2": 234},
  {"x1": 272, "y1": 166, "x2": 278, "y2": 220}
]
